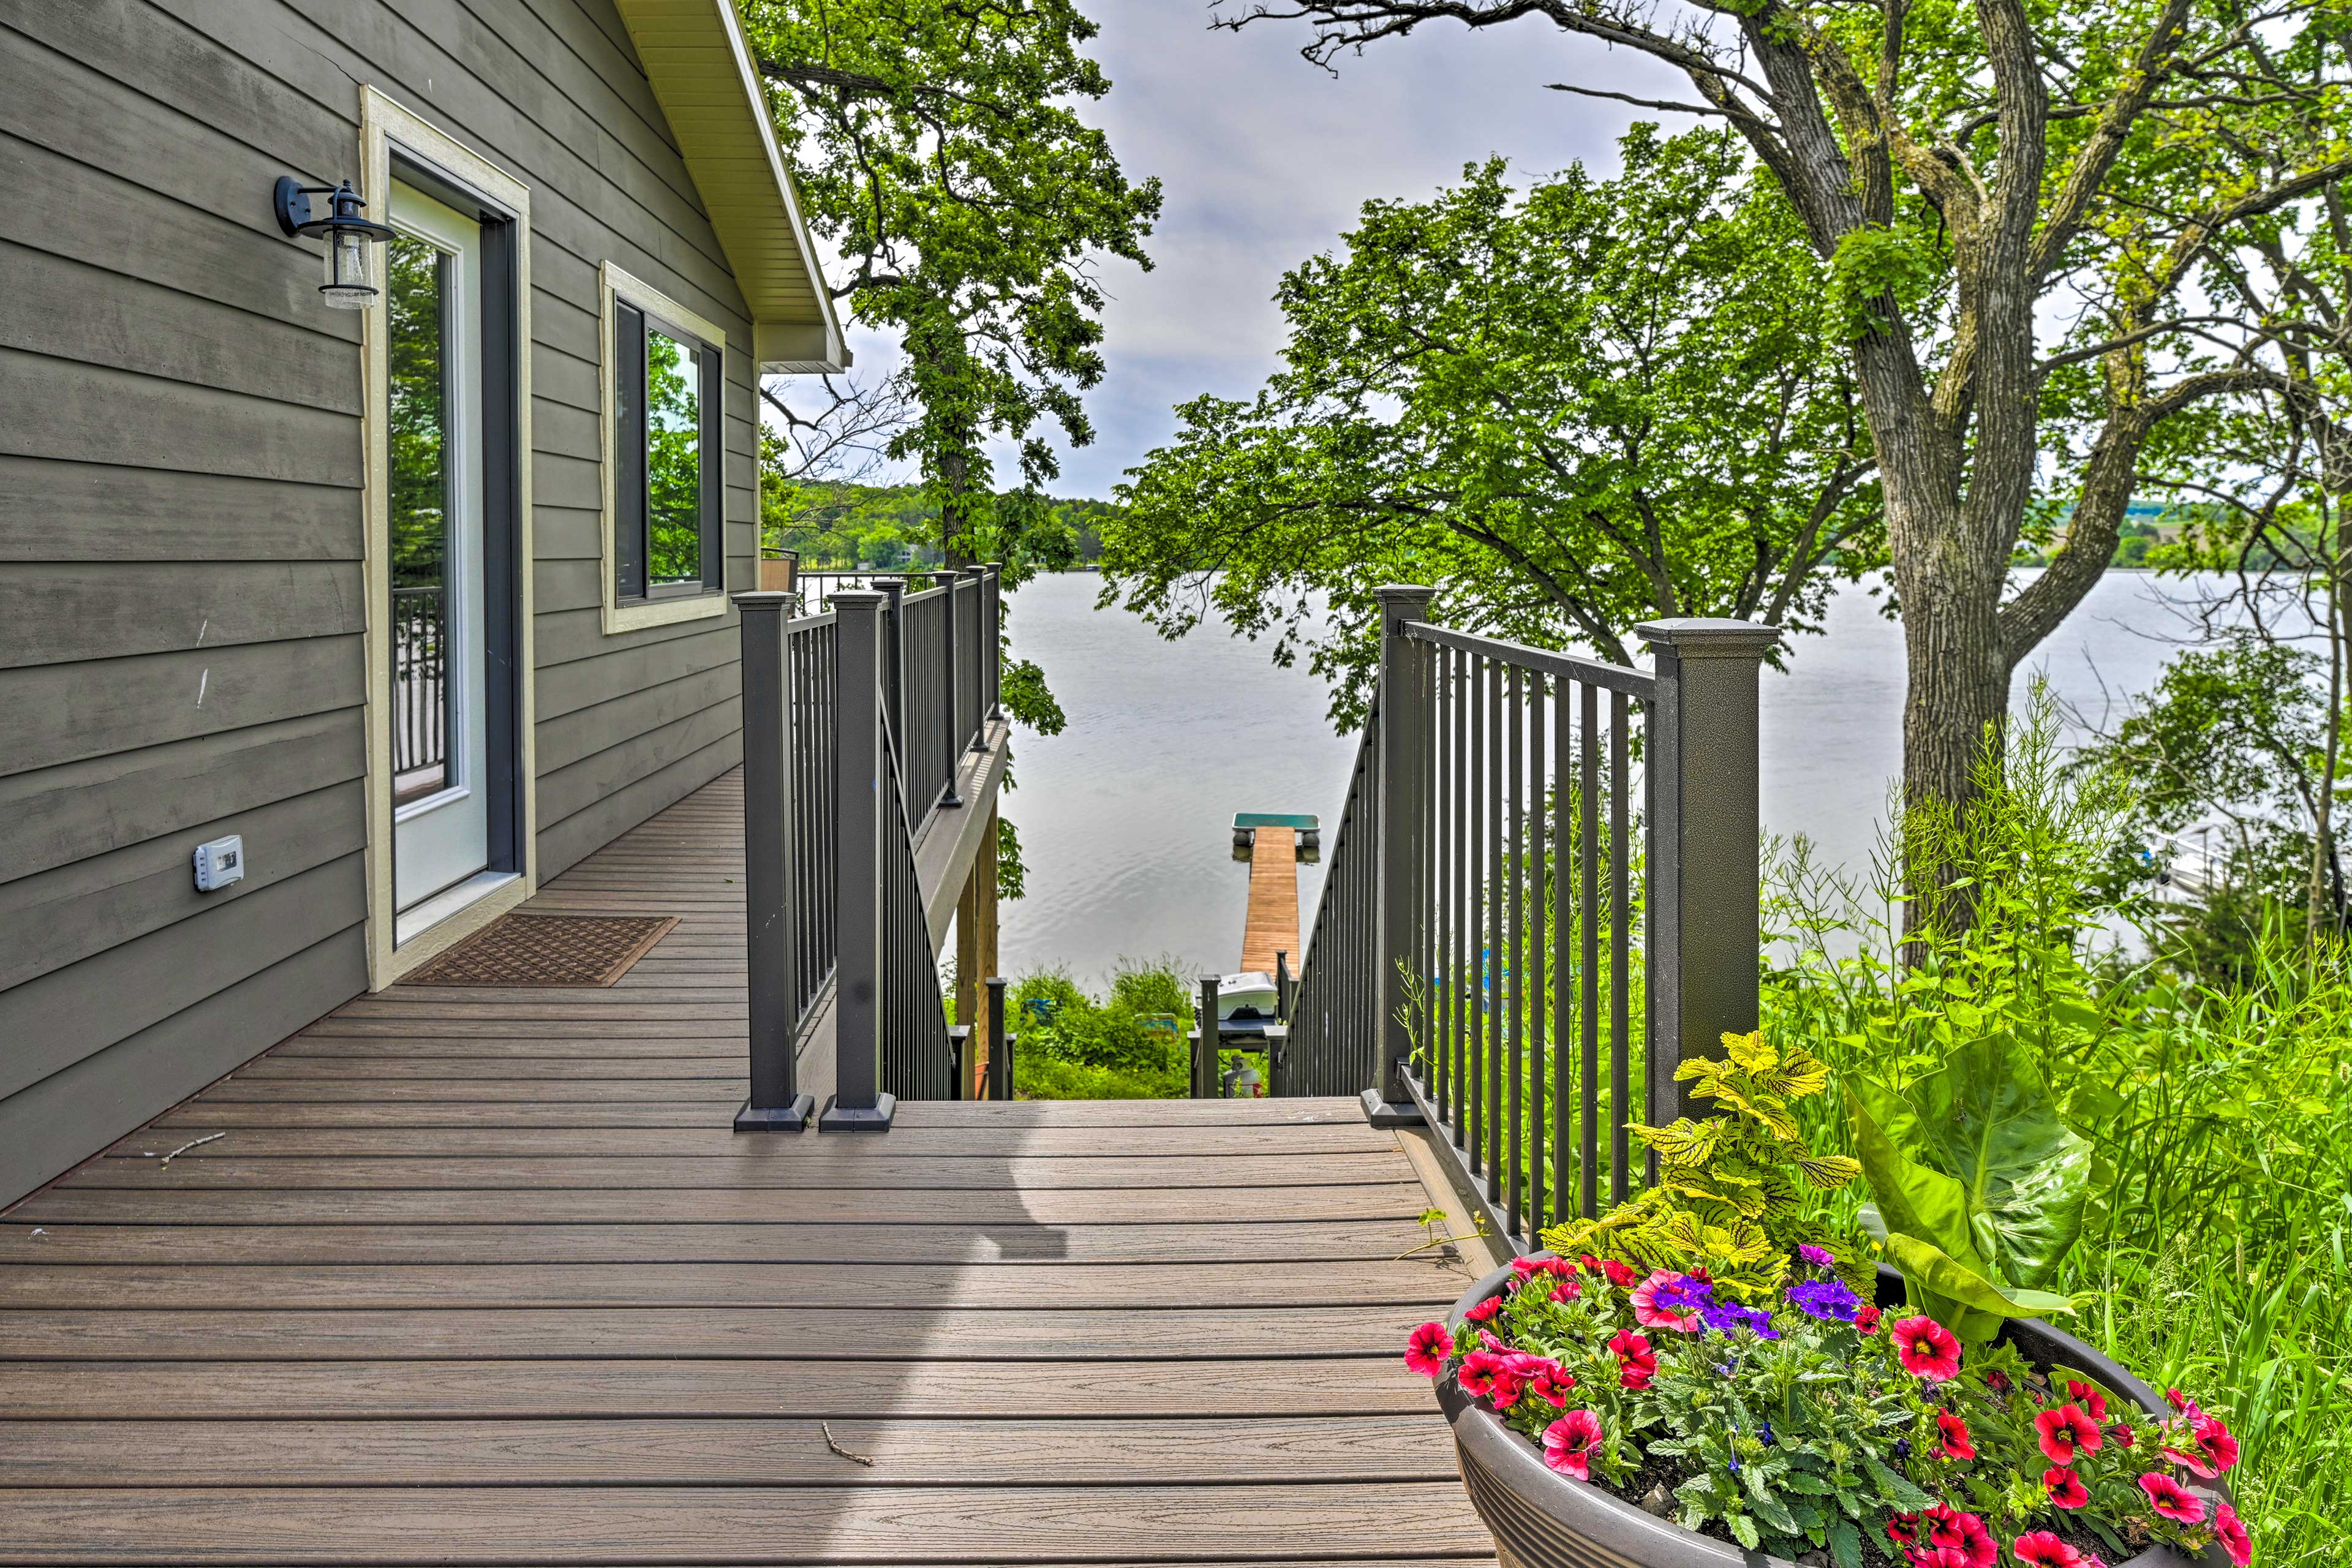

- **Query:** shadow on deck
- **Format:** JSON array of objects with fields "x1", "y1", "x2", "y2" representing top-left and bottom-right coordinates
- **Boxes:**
[{"x1": 0, "y1": 769, "x2": 1495, "y2": 1566}]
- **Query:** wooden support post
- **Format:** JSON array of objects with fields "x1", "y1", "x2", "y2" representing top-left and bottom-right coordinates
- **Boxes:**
[
  {"x1": 731, "y1": 591, "x2": 813, "y2": 1132},
  {"x1": 986, "y1": 976, "x2": 1012, "y2": 1101},
  {"x1": 819, "y1": 590, "x2": 895, "y2": 1133}
]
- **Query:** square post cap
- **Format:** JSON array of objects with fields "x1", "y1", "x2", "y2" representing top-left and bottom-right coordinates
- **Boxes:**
[
  {"x1": 731, "y1": 590, "x2": 797, "y2": 614},
  {"x1": 1637, "y1": 618, "x2": 1782, "y2": 660}
]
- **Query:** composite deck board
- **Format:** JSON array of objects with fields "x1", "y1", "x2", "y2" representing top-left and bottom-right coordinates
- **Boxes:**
[
  {"x1": 0, "y1": 1415, "x2": 1456, "y2": 1487},
  {"x1": 0, "y1": 1305, "x2": 1433, "y2": 1360},
  {"x1": 96, "y1": 1124, "x2": 1406, "y2": 1156},
  {"x1": 0, "y1": 774, "x2": 1485, "y2": 1566},
  {"x1": 0, "y1": 1485, "x2": 1493, "y2": 1565},
  {"x1": 0, "y1": 1218, "x2": 1440, "y2": 1265},
  {"x1": 6, "y1": 1182, "x2": 1436, "y2": 1227},
  {"x1": 57, "y1": 1153, "x2": 1410, "y2": 1188},
  {"x1": 0, "y1": 1357, "x2": 1438, "y2": 1420},
  {"x1": 0, "y1": 1260, "x2": 1464, "y2": 1310}
]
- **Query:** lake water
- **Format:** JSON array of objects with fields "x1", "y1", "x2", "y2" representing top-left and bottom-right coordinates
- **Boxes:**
[{"x1": 994, "y1": 570, "x2": 2233, "y2": 986}]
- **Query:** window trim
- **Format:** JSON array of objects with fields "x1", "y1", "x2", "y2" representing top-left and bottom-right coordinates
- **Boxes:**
[{"x1": 598, "y1": 262, "x2": 731, "y2": 635}]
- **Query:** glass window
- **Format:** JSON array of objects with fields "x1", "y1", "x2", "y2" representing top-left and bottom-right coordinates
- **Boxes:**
[
  {"x1": 612, "y1": 302, "x2": 721, "y2": 600},
  {"x1": 386, "y1": 235, "x2": 454, "y2": 800}
]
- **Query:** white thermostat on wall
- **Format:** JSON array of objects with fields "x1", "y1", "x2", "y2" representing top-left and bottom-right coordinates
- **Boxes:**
[{"x1": 192, "y1": 835, "x2": 246, "y2": 893}]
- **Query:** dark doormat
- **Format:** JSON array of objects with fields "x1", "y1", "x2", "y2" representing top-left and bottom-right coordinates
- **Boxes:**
[{"x1": 400, "y1": 913, "x2": 680, "y2": 988}]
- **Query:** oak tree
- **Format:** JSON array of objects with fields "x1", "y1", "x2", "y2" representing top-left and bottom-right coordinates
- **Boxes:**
[
  {"x1": 1218, "y1": 0, "x2": 2351, "y2": 821},
  {"x1": 1104, "y1": 126, "x2": 1881, "y2": 724}
]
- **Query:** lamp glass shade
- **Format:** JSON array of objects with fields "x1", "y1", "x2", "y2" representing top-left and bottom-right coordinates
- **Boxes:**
[{"x1": 321, "y1": 228, "x2": 377, "y2": 309}]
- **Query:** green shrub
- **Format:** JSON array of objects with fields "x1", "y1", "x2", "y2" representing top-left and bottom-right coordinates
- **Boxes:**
[{"x1": 1009, "y1": 957, "x2": 1193, "y2": 1099}]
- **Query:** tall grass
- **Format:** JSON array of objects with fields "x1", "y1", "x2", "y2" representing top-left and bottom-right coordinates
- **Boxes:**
[
  {"x1": 1006, "y1": 959, "x2": 1194, "y2": 1099},
  {"x1": 1763, "y1": 692, "x2": 2352, "y2": 1565}
]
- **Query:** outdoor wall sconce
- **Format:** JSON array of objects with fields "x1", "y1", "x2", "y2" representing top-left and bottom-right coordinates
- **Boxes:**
[{"x1": 274, "y1": 177, "x2": 396, "y2": 309}]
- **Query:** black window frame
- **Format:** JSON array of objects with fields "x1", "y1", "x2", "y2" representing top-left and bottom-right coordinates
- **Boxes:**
[{"x1": 612, "y1": 300, "x2": 724, "y2": 603}]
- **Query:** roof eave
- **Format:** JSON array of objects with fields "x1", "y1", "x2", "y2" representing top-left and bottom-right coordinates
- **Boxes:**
[{"x1": 616, "y1": 0, "x2": 849, "y2": 374}]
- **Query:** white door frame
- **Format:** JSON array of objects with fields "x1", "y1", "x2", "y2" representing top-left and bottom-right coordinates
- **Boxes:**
[{"x1": 358, "y1": 86, "x2": 537, "y2": 989}]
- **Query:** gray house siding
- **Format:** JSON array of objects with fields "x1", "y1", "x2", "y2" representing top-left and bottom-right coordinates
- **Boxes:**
[{"x1": 0, "y1": 0, "x2": 762, "y2": 1207}]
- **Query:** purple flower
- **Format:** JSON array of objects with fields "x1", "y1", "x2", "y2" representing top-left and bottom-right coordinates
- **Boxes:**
[
  {"x1": 1700, "y1": 1300, "x2": 1780, "y2": 1340},
  {"x1": 1785, "y1": 1277, "x2": 1862, "y2": 1323},
  {"x1": 1646, "y1": 1273, "x2": 1715, "y2": 1317},
  {"x1": 1798, "y1": 1244, "x2": 1836, "y2": 1268}
]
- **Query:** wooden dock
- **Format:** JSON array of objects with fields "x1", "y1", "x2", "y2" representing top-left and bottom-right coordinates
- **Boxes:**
[
  {"x1": 0, "y1": 770, "x2": 1493, "y2": 1566},
  {"x1": 1242, "y1": 827, "x2": 1303, "y2": 976}
]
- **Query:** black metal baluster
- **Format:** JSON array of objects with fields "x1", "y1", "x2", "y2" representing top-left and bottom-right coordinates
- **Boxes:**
[
  {"x1": 1528, "y1": 675, "x2": 1547, "y2": 1237},
  {"x1": 1485, "y1": 653, "x2": 1504, "y2": 1207},
  {"x1": 1506, "y1": 663, "x2": 1524, "y2": 1243},
  {"x1": 1610, "y1": 689, "x2": 1631, "y2": 1205},
  {"x1": 1466, "y1": 657, "x2": 1484, "y2": 1176},
  {"x1": 1581, "y1": 680, "x2": 1601, "y2": 1220}
]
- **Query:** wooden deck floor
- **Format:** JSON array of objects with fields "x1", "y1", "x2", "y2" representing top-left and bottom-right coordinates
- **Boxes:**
[{"x1": 0, "y1": 771, "x2": 1493, "y2": 1566}]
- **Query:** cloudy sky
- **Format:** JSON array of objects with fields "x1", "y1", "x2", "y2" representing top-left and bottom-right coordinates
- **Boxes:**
[{"x1": 829, "y1": 3, "x2": 1698, "y2": 500}]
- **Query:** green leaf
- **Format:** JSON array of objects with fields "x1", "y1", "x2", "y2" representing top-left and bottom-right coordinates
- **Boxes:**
[
  {"x1": 1730, "y1": 1514, "x2": 1762, "y2": 1551},
  {"x1": 1753, "y1": 1490, "x2": 1800, "y2": 1536},
  {"x1": 1882, "y1": 1232, "x2": 2077, "y2": 1318},
  {"x1": 1828, "y1": 1515, "x2": 1863, "y2": 1568},
  {"x1": 1864, "y1": 1455, "x2": 1932, "y2": 1511}
]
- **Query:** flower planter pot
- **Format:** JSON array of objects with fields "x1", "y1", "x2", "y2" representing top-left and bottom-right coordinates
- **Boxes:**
[{"x1": 1434, "y1": 1257, "x2": 2223, "y2": 1568}]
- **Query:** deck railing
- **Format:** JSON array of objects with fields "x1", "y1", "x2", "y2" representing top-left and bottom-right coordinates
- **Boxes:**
[
  {"x1": 733, "y1": 568, "x2": 1003, "y2": 1132},
  {"x1": 390, "y1": 584, "x2": 447, "y2": 782},
  {"x1": 1284, "y1": 585, "x2": 1777, "y2": 1254}
]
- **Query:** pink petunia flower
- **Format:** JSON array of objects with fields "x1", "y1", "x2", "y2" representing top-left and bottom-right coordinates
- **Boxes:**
[
  {"x1": 1629, "y1": 1269, "x2": 1706, "y2": 1332},
  {"x1": 1528, "y1": 1362, "x2": 1576, "y2": 1408},
  {"x1": 2211, "y1": 1502, "x2": 2252, "y2": 1568},
  {"x1": 1463, "y1": 1296, "x2": 1502, "y2": 1324},
  {"x1": 2043, "y1": 1466, "x2": 2089, "y2": 1510},
  {"x1": 2137, "y1": 1472, "x2": 2207, "y2": 1525},
  {"x1": 1541, "y1": 1408, "x2": 1604, "y2": 1480},
  {"x1": 2064, "y1": 1379, "x2": 2109, "y2": 1422},
  {"x1": 2164, "y1": 1413, "x2": 2240, "y2": 1478},
  {"x1": 2010, "y1": 1531, "x2": 2086, "y2": 1568},
  {"x1": 1855, "y1": 1303, "x2": 1882, "y2": 1335},
  {"x1": 2108, "y1": 1423, "x2": 2136, "y2": 1450},
  {"x1": 1936, "y1": 1408, "x2": 1977, "y2": 1461},
  {"x1": 1403, "y1": 1321, "x2": 1453, "y2": 1378},
  {"x1": 1920, "y1": 1502, "x2": 1996, "y2": 1568},
  {"x1": 1455, "y1": 1349, "x2": 1504, "y2": 1399},
  {"x1": 2035, "y1": 1404, "x2": 2105, "y2": 1464},
  {"x1": 1891, "y1": 1315, "x2": 1962, "y2": 1381},
  {"x1": 1605, "y1": 1328, "x2": 1657, "y2": 1390}
]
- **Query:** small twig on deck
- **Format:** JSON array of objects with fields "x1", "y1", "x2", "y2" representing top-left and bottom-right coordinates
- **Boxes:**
[
  {"x1": 821, "y1": 1422, "x2": 875, "y2": 1466},
  {"x1": 151, "y1": 1134, "x2": 226, "y2": 1168}
]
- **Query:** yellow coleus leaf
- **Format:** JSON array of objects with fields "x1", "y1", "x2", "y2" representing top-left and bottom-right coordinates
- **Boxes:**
[
  {"x1": 1722, "y1": 1029, "x2": 1777, "y2": 1076},
  {"x1": 1793, "y1": 1151, "x2": 1863, "y2": 1190}
]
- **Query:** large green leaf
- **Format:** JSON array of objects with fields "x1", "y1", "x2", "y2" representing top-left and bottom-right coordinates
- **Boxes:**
[
  {"x1": 1849, "y1": 1033, "x2": 2095, "y2": 1339},
  {"x1": 1904, "y1": 1033, "x2": 2094, "y2": 1292},
  {"x1": 1881, "y1": 1233, "x2": 2078, "y2": 1319}
]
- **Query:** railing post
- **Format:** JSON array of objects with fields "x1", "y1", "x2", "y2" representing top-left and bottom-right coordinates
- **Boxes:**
[
  {"x1": 938, "y1": 570, "x2": 964, "y2": 807},
  {"x1": 1193, "y1": 974, "x2": 1221, "y2": 1099},
  {"x1": 1636, "y1": 619, "x2": 1777, "y2": 1128},
  {"x1": 820, "y1": 589, "x2": 895, "y2": 1133},
  {"x1": 985, "y1": 976, "x2": 1011, "y2": 1099},
  {"x1": 731, "y1": 592, "x2": 815, "y2": 1132},
  {"x1": 962, "y1": 564, "x2": 990, "y2": 749},
  {"x1": 874, "y1": 577, "x2": 908, "y2": 787},
  {"x1": 983, "y1": 560, "x2": 1003, "y2": 722},
  {"x1": 1364, "y1": 584, "x2": 1438, "y2": 1126}
]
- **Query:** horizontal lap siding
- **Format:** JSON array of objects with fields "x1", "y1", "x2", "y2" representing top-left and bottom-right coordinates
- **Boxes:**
[{"x1": 0, "y1": 0, "x2": 760, "y2": 1207}]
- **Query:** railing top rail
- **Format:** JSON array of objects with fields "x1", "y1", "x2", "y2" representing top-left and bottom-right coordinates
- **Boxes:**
[{"x1": 1403, "y1": 620, "x2": 1656, "y2": 697}]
